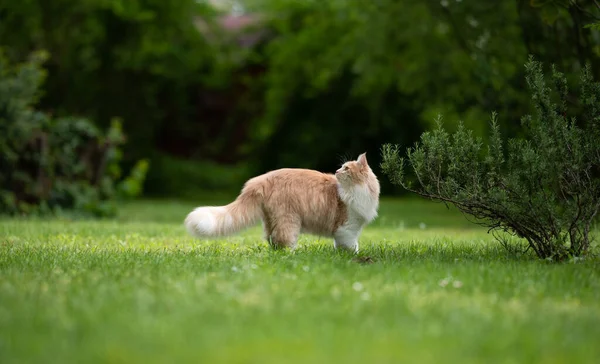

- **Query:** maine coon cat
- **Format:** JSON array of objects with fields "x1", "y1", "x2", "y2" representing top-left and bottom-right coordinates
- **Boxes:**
[{"x1": 184, "y1": 153, "x2": 380, "y2": 252}]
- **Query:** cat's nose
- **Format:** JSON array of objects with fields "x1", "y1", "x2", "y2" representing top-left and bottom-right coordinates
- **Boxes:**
[{"x1": 335, "y1": 168, "x2": 342, "y2": 174}]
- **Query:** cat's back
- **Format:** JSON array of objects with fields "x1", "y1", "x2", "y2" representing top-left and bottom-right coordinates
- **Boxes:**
[
  {"x1": 267, "y1": 168, "x2": 336, "y2": 183},
  {"x1": 244, "y1": 168, "x2": 338, "y2": 196}
]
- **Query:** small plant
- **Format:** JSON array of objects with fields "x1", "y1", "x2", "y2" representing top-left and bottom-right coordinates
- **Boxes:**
[
  {"x1": 381, "y1": 57, "x2": 600, "y2": 260},
  {"x1": 0, "y1": 51, "x2": 148, "y2": 217}
]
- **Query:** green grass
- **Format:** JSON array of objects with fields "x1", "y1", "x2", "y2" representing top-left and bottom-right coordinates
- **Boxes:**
[{"x1": 1, "y1": 198, "x2": 599, "y2": 364}]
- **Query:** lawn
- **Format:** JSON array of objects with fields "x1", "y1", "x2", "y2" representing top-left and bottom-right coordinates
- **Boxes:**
[{"x1": 1, "y1": 197, "x2": 599, "y2": 364}]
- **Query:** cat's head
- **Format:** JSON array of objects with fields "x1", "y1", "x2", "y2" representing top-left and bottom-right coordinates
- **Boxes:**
[{"x1": 335, "y1": 153, "x2": 379, "y2": 191}]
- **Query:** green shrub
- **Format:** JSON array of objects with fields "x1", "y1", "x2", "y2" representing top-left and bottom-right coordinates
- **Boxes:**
[
  {"x1": 381, "y1": 57, "x2": 600, "y2": 260},
  {"x1": 0, "y1": 51, "x2": 148, "y2": 217}
]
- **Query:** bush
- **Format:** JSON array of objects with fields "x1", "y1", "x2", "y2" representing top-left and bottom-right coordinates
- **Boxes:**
[
  {"x1": 381, "y1": 57, "x2": 600, "y2": 260},
  {"x1": 0, "y1": 51, "x2": 148, "y2": 217}
]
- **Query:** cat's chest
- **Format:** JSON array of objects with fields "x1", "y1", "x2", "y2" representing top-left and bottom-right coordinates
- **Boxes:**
[{"x1": 338, "y1": 185, "x2": 378, "y2": 223}]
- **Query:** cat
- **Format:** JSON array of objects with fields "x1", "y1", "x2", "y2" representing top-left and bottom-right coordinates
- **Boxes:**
[{"x1": 184, "y1": 153, "x2": 380, "y2": 252}]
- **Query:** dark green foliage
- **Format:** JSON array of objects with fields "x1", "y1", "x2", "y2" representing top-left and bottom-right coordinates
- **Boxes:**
[
  {"x1": 241, "y1": 0, "x2": 600, "y2": 176},
  {"x1": 2, "y1": 0, "x2": 600, "y2": 197},
  {"x1": 0, "y1": 52, "x2": 148, "y2": 217},
  {"x1": 0, "y1": 0, "x2": 228, "y2": 167},
  {"x1": 381, "y1": 58, "x2": 600, "y2": 260}
]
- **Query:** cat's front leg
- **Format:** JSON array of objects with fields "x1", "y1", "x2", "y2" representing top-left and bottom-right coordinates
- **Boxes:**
[{"x1": 333, "y1": 226, "x2": 361, "y2": 253}]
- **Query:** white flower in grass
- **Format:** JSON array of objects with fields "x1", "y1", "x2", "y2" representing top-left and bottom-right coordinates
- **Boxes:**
[
  {"x1": 303, "y1": 265, "x2": 310, "y2": 272},
  {"x1": 419, "y1": 222, "x2": 427, "y2": 230},
  {"x1": 231, "y1": 266, "x2": 240, "y2": 272},
  {"x1": 438, "y1": 278, "x2": 449, "y2": 287},
  {"x1": 360, "y1": 292, "x2": 371, "y2": 301},
  {"x1": 453, "y1": 280, "x2": 463, "y2": 288},
  {"x1": 352, "y1": 282, "x2": 364, "y2": 291}
]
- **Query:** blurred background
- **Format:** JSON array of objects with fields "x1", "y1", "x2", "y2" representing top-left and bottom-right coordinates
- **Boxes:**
[{"x1": 1, "y1": 0, "x2": 599, "y2": 206}]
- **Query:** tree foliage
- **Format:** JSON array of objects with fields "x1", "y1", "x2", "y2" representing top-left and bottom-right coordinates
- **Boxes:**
[
  {"x1": 0, "y1": 0, "x2": 250, "y2": 195},
  {"x1": 1, "y1": 0, "x2": 599, "y2": 197},
  {"x1": 0, "y1": 51, "x2": 148, "y2": 216},
  {"x1": 381, "y1": 58, "x2": 600, "y2": 260},
  {"x1": 0, "y1": 0, "x2": 230, "y2": 158},
  {"x1": 237, "y1": 0, "x2": 600, "y2": 175}
]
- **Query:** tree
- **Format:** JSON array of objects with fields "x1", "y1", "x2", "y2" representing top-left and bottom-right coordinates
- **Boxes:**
[
  {"x1": 381, "y1": 57, "x2": 600, "y2": 260},
  {"x1": 241, "y1": 0, "x2": 600, "y2": 174},
  {"x1": 0, "y1": 0, "x2": 224, "y2": 160}
]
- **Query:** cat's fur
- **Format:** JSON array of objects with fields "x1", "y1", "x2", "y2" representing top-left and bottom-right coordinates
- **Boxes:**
[{"x1": 184, "y1": 153, "x2": 380, "y2": 252}]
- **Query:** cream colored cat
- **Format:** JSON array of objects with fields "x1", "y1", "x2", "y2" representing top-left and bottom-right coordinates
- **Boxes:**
[{"x1": 184, "y1": 153, "x2": 380, "y2": 252}]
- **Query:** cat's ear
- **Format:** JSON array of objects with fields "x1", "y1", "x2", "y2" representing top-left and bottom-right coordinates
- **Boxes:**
[{"x1": 357, "y1": 152, "x2": 368, "y2": 166}]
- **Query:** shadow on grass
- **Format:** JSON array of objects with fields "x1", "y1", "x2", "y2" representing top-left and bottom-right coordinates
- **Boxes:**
[{"x1": 358, "y1": 241, "x2": 538, "y2": 264}]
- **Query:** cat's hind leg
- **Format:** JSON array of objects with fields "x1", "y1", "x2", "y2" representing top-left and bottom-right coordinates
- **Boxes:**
[{"x1": 264, "y1": 213, "x2": 301, "y2": 249}]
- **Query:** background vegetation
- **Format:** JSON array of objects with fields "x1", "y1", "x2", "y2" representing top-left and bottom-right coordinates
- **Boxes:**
[
  {"x1": 2, "y1": 0, "x2": 599, "y2": 198},
  {"x1": 0, "y1": 51, "x2": 147, "y2": 216}
]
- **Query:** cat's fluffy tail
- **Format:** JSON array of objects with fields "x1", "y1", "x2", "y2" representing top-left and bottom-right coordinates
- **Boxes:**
[{"x1": 184, "y1": 189, "x2": 262, "y2": 238}]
